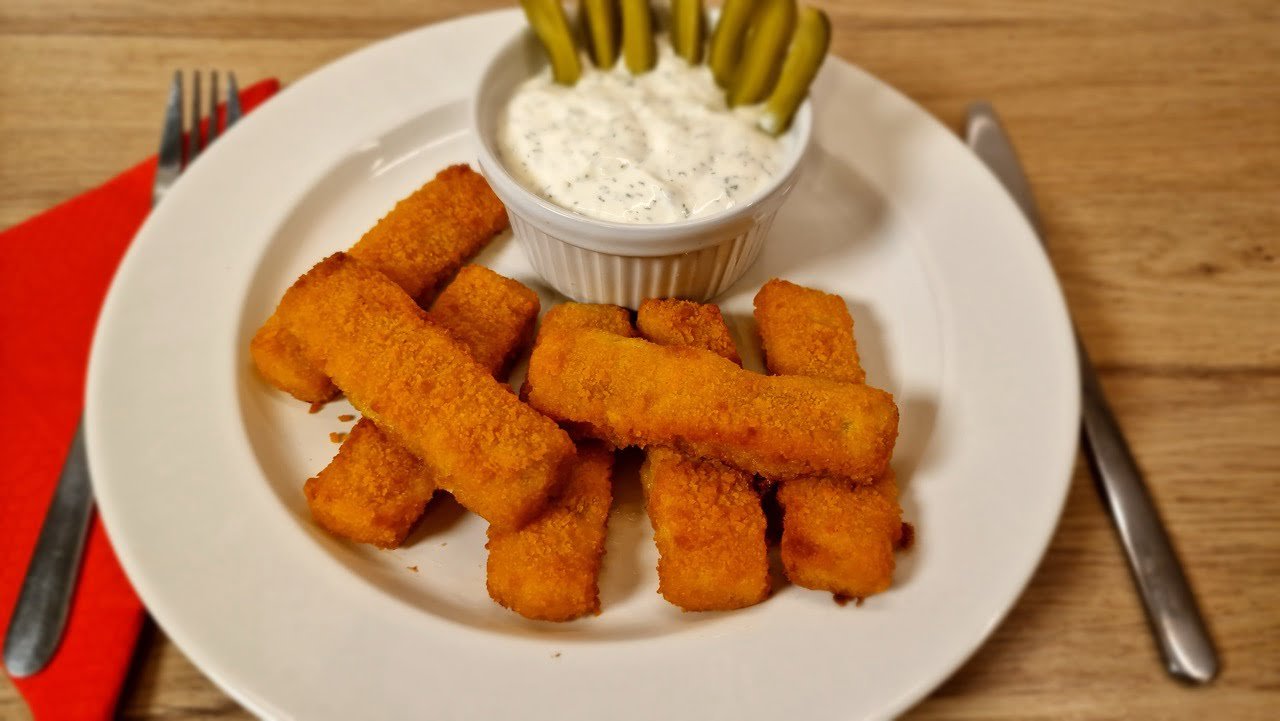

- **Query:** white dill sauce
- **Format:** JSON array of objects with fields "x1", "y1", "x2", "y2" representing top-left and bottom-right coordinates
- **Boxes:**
[{"x1": 497, "y1": 38, "x2": 787, "y2": 224}]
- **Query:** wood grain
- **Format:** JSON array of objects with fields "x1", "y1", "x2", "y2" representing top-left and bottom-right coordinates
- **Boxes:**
[{"x1": 2, "y1": 1, "x2": 1277, "y2": 719}]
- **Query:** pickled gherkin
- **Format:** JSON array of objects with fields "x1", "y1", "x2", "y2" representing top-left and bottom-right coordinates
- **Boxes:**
[
  {"x1": 520, "y1": 0, "x2": 581, "y2": 85},
  {"x1": 670, "y1": 0, "x2": 705, "y2": 65},
  {"x1": 581, "y1": 0, "x2": 620, "y2": 69},
  {"x1": 760, "y1": 6, "x2": 830, "y2": 134},
  {"x1": 728, "y1": 0, "x2": 797, "y2": 106},
  {"x1": 621, "y1": 0, "x2": 656, "y2": 73},
  {"x1": 517, "y1": 0, "x2": 830, "y2": 133},
  {"x1": 707, "y1": 0, "x2": 757, "y2": 88}
]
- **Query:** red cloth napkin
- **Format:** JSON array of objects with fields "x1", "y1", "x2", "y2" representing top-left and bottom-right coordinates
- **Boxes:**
[{"x1": 0, "y1": 78, "x2": 280, "y2": 721}]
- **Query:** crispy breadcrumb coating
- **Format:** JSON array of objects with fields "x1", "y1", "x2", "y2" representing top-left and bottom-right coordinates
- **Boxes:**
[
  {"x1": 486, "y1": 441, "x2": 615, "y2": 621},
  {"x1": 425, "y1": 265, "x2": 540, "y2": 377},
  {"x1": 753, "y1": 278, "x2": 865, "y2": 384},
  {"x1": 304, "y1": 265, "x2": 540, "y2": 547},
  {"x1": 305, "y1": 418, "x2": 431, "y2": 548},
  {"x1": 347, "y1": 165, "x2": 509, "y2": 302},
  {"x1": 775, "y1": 470, "x2": 902, "y2": 597},
  {"x1": 251, "y1": 164, "x2": 508, "y2": 402},
  {"x1": 636, "y1": 299, "x2": 741, "y2": 366},
  {"x1": 640, "y1": 448, "x2": 768, "y2": 610},
  {"x1": 250, "y1": 313, "x2": 338, "y2": 402},
  {"x1": 753, "y1": 280, "x2": 904, "y2": 598},
  {"x1": 636, "y1": 300, "x2": 767, "y2": 611},
  {"x1": 520, "y1": 304, "x2": 637, "y2": 439},
  {"x1": 525, "y1": 329, "x2": 898, "y2": 481},
  {"x1": 276, "y1": 253, "x2": 573, "y2": 532},
  {"x1": 539, "y1": 302, "x2": 637, "y2": 338},
  {"x1": 483, "y1": 304, "x2": 633, "y2": 620}
]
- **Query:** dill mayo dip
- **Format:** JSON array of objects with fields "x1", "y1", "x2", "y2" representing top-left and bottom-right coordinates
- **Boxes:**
[{"x1": 497, "y1": 39, "x2": 787, "y2": 225}]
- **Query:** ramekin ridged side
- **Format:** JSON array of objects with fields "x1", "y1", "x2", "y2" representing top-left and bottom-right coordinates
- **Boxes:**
[{"x1": 508, "y1": 211, "x2": 775, "y2": 307}]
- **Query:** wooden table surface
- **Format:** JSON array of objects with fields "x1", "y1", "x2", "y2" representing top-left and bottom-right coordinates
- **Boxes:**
[{"x1": 2, "y1": 1, "x2": 1277, "y2": 718}]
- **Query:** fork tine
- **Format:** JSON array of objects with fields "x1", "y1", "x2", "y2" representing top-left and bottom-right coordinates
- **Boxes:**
[
  {"x1": 207, "y1": 71, "x2": 221, "y2": 143},
  {"x1": 226, "y1": 72, "x2": 243, "y2": 129},
  {"x1": 153, "y1": 71, "x2": 185, "y2": 207},
  {"x1": 189, "y1": 71, "x2": 203, "y2": 160}
]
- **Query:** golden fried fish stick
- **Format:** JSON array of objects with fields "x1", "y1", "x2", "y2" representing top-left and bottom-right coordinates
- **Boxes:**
[
  {"x1": 640, "y1": 449, "x2": 768, "y2": 610},
  {"x1": 774, "y1": 470, "x2": 902, "y2": 598},
  {"x1": 303, "y1": 266, "x2": 540, "y2": 547},
  {"x1": 304, "y1": 419, "x2": 430, "y2": 548},
  {"x1": 754, "y1": 279, "x2": 903, "y2": 598},
  {"x1": 753, "y1": 278, "x2": 865, "y2": 384},
  {"x1": 518, "y1": 304, "x2": 637, "y2": 439},
  {"x1": 251, "y1": 313, "x2": 336, "y2": 402},
  {"x1": 251, "y1": 164, "x2": 508, "y2": 403},
  {"x1": 484, "y1": 303, "x2": 631, "y2": 620},
  {"x1": 346, "y1": 166, "x2": 509, "y2": 301},
  {"x1": 636, "y1": 298, "x2": 742, "y2": 366},
  {"x1": 525, "y1": 329, "x2": 898, "y2": 481},
  {"x1": 425, "y1": 265, "x2": 540, "y2": 377},
  {"x1": 636, "y1": 299, "x2": 767, "y2": 611},
  {"x1": 539, "y1": 302, "x2": 637, "y2": 338},
  {"x1": 486, "y1": 441, "x2": 615, "y2": 621},
  {"x1": 276, "y1": 253, "x2": 574, "y2": 532}
]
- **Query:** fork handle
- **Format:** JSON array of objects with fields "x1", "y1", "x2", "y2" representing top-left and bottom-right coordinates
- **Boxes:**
[
  {"x1": 3, "y1": 419, "x2": 95, "y2": 678},
  {"x1": 1078, "y1": 339, "x2": 1218, "y2": 683}
]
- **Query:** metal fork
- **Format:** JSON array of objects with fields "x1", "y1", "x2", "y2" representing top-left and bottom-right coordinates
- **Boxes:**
[
  {"x1": 3, "y1": 70, "x2": 242, "y2": 678},
  {"x1": 154, "y1": 70, "x2": 243, "y2": 203}
]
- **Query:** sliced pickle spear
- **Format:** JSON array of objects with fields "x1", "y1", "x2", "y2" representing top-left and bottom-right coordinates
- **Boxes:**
[
  {"x1": 728, "y1": 0, "x2": 797, "y2": 106},
  {"x1": 707, "y1": 0, "x2": 757, "y2": 87},
  {"x1": 582, "y1": 0, "x2": 620, "y2": 69},
  {"x1": 760, "y1": 6, "x2": 831, "y2": 134},
  {"x1": 521, "y1": 0, "x2": 582, "y2": 85},
  {"x1": 670, "y1": 0, "x2": 705, "y2": 64},
  {"x1": 620, "y1": 0, "x2": 656, "y2": 73}
]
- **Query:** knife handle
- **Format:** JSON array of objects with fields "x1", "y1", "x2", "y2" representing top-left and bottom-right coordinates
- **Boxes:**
[
  {"x1": 3, "y1": 419, "x2": 95, "y2": 678},
  {"x1": 1077, "y1": 339, "x2": 1219, "y2": 683}
]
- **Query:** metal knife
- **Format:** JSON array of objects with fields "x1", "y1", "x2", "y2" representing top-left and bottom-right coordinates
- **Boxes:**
[{"x1": 965, "y1": 100, "x2": 1218, "y2": 684}]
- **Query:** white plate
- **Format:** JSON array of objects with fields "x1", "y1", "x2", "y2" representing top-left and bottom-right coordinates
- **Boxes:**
[{"x1": 86, "y1": 9, "x2": 1078, "y2": 721}]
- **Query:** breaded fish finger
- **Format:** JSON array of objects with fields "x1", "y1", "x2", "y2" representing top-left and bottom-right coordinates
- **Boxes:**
[
  {"x1": 754, "y1": 279, "x2": 904, "y2": 598},
  {"x1": 774, "y1": 469, "x2": 902, "y2": 598},
  {"x1": 276, "y1": 253, "x2": 574, "y2": 532},
  {"x1": 304, "y1": 265, "x2": 540, "y2": 547},
  {"x1": 636, "y1": 299, "x2": 768, "y2": 611},
  {"x1": 519, "y1": 303, "x2": 637, "y2": 440},
  {"x1": 304, "y1": 419, "x2": 431, "y2": 548},
  {"x1": 485, "y1": 303, "x2": 632, "y2": 621},
  {"x1": 754, "y1": 278, "x2": 865, "y2": 384},
  {"x1": 539, "y1": 302, "x2": 637, "y2": 339},
  {"x1": 486, "y1": 441, "x2": 615, "y2": 621},
  {"x1": 251, "y1": 313, "x2": 336, "y2": 403},
  {"x1": 636, "y1": 298, "x2": 741, "y2": 366},
  {"x1": 347, "y1": 166, "x2": 509, "y2": 302},
  {"x1": 641, "y1": 449, "x2": 768, "y2": 610},
  {"x1": 425, "y1": 265, "x2": 540, "y2": 377},
  {"x1": 251, "y1": 164, "x2": 508, "y2": 403},
  {"x1": 524, "y1": 329, "x2": 898, "y2": 481}
]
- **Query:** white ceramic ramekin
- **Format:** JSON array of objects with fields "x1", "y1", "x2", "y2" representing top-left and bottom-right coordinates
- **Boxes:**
[{"x1": 471, "y1": 29, "x2": 813, "y2": 309}]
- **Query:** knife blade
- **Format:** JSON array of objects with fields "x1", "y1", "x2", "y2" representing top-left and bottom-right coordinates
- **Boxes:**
[{"x1": 965, "y1": 100, "x2": 1219, "y2": 684}]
